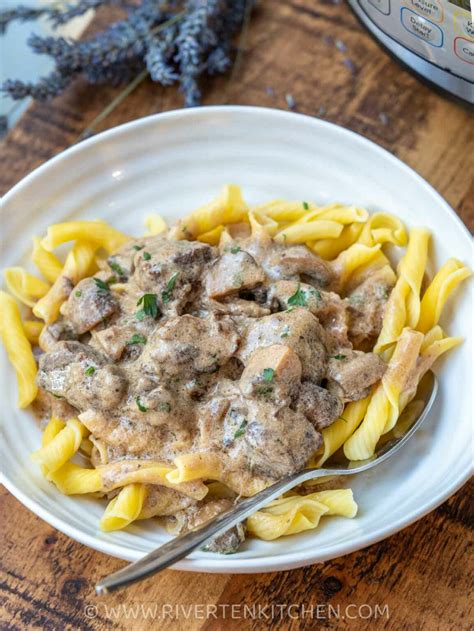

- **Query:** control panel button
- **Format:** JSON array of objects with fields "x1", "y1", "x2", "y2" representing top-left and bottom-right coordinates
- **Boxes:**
[
  {"x1": 368, "y1": 0, "x2": 391, "y2": 15},
  {"x1": 401, "y1": 7, "x2": 444, "y2": 46},
  {"x1": 454, "y1": 37, "x2": 474, "y2": 63},
  {"x1": 454, "y1": 10, "x2": 474, "y2": 39},
  {"x1": 407, "y1": 0, "x2": 444, "y2": 23}
]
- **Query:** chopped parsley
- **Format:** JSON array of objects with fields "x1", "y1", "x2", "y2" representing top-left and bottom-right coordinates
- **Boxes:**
[
  {"x1": 287, "y1": 284, "x2": 307, "y2": 307},
  {"x1": 143, "y1": 251, "x2": 152, "y2": 261},
  {"x1": 234, "y1": 419, "x2": 248, "y2": 439},
  {"x1": 85, "y1": 366, "x2": 95, "y2": 377},
  {"x1": 161, "y1": 272, "x2": 179, "y2": 304},
  {"x1": 256, "y1": 385, "x2": 273, "y2": 397},
  {"x1": 74, "y1": 290, "x2": 82, "y2": 298},
  {"x1": 331, "y1": 354, "x2": 347, "y2": 360},
  {"x1": 135, "y1": 396, "x2": 147, "y2": 412},
  {"x1": 93, "y1": 277, "x2": 110, "y2": 294},
  {"x1": 133, "y1": 245, "x2": 144, "y2": 251},
  {"x1": 263, "y1": 368, "x2": 275, "y2": 382},
  {"x1": 303, "y1": 201, "x2": 309, "y2": 210},
  {"x1": 280, "y1": 325, "x2": 290, "y2": 338},
  {"x1": 126, "y1": 334, "x2": 147, "y2": 345},
  {"x1": 136, "y1": 293, "x2": 158, "y2": 319},
  {"x1": 157, "y1": 401, "x2": 171, "y2": 413},
  {"x1": 286, "y1": 306, "x2": 296, "y2": 313},
  {"x1": 230, "y1": 246, "x2": 241, "y2": 254},
  {"x1": 109, "y1": 261, "x2": 125, "y2": 276}
]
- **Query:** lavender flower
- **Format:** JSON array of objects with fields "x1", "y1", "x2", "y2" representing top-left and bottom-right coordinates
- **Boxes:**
[
  {"x1": 0, "y1": 5, "x2": 48, "y2": 35},
  {"x1": 1, "y1": 0, "x2": 254, "y2": 111},
  {"x1": 2, "y1": 71, "x2": 73, "y2": 101}
]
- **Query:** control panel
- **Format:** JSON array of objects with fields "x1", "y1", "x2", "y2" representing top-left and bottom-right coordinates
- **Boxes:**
[{"x1": 356, "y1": 0, "x2": 474, "y2": 82}]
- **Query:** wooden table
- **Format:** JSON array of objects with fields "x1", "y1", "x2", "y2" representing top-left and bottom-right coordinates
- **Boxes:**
[{"x1": 1, "y1": 2, "x2": 473, "y2": 629}]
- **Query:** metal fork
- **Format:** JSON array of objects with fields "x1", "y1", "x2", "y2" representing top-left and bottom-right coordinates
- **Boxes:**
[{"x1": 96, "y1": 371, "x2": 437, "y2": 595}]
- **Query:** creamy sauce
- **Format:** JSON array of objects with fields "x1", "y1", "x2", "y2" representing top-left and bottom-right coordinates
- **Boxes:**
[{"x1": 36, "y1": 229, "x2": 391, "y2": 505}]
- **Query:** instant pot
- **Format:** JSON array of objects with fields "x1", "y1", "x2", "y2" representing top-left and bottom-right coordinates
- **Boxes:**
[{"x1": 348, "y1": 0, "x2": 474, "y2": 103}]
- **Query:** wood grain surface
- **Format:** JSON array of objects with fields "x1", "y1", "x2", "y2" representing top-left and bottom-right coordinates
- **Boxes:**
[{"x1": 1, "y1": 1, "x2": 473, "y2": 629}]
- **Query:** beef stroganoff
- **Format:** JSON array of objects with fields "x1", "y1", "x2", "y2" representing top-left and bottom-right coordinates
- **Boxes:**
[{"x1": 0, "y1": 185, "x2": 471, "y2": 550}]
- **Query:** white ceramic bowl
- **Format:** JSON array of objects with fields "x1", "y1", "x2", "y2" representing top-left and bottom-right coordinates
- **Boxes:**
[{"x1": 1, "y1": 106, "x2": 472, "y2": 573}]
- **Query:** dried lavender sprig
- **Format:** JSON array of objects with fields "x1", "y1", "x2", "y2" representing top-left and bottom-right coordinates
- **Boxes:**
[
  {"x1": 0, "y1": 5, "x2": 49, "y2": 35},
  {"x1": 176, "y1": 0, "x2": 224, "y2": 106},
  {"x1": 50, "y1": 0, "x2": 130, "y2": 27},
  {"x1": 0, "y1": 0, "x2": 131, "y2": 34},
  {"x1": 2, "y1": 70, "x2": 73, "y2": 101},
  {"x1": 28, "y1": 1, "x2": 172, "y2": 72}
]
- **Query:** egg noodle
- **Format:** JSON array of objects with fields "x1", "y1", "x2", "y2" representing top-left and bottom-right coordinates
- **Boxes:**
[{"x1": 0, "y1": 184, "x2": 471, "y2": 544}]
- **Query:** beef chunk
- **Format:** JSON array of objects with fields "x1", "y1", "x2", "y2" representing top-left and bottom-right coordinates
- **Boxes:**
[
  {"x1": 240, "y1": 344, "x2": 302, "y2": 407},
  {"x1": 269, "y1": 280, "x2": 350, "y2": 351},
  {"x1": 205, "y1": 250, "x2": 265, "y2": 299},
  {"x1": 295, "y1": 382, "x2": 343, "y2": 429},
  {"x1": 62, "y1": 277, "x2": 118, "y2": 334},
  {"x1": 238, "y1": 308, "x2": 328, "y2": 383},
  {"x1": 346, "y1": 267, "x2": 396, "y2": 348},
  {"x1": 143, "y1": 314, "x2": 239, "y2": 377},
  {"x1": 37, "y1": 341, "x2": 126, "y2": 411},
  {"x1": 225, "y1": 399, "x2": 322, "y2": 480},
  {"x1": 326, "y1": 349, "x2": 386, "y2": 402},
  {"x1": 169, "y1": 499, "x2": 246, "y2": 554},
  {"x1": 38, "y1": 318, "x2": 78, "y2": 352}
]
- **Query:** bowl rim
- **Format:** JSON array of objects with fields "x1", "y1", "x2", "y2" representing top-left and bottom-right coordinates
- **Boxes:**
[{"x1": 1, "y1": 105, "x2": 472, "y2": 572}]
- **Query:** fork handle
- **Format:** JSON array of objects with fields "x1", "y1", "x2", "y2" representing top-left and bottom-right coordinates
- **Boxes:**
[{"x1": 96, "y1": 467, "x2": 329, "y2": 594}]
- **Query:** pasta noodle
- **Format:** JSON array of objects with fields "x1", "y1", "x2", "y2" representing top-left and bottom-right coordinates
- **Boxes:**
[
  {"x1": 4, "y1": 267, "x2": 50, "y2": 307},
  {"x1": 311, "y1": 396, "x2": 371, "y2": 467},
  {"x1": 31, "y1": 237, "x2": 63, "y2": 283},
  {"x1": 169, "y1": 184, "x2": 249, "y2": 240},
  {"x1": 31, "y1": 418, "x2": 88, "y2": 474},
  {"x1": 22, "y1": 320, "x2": 43, "y2": 345},
  {"x1": 100, "y1": 484, "x2": 148, "y2": 531},
  {"x1": 247, "y1": 489, "x2": 357, "y2": 540},
  {"x1": 33, "y1": 241, "x2": 97, "y2": 323},
  {"x1": 374, "y1": 228, "x2": 430, "y2": 355},
  {"x1": 0, "y1": 291, "x2": 38, "y2": 407},
  {"x1": 343, "y1": 328, "x2": 423, "y2": 460},
  {"x1": 274, "y1": 220, "x2": 343, "y2": 244},
  {"x1": 144, "y1": 214, "x2": 168, "y2": 236},
  {"x1": 41, "y1": 220, "x2": 130, "y2": 253},
  {"x1": 417, "y1": 259, "x2": 472, "y2": 334}
]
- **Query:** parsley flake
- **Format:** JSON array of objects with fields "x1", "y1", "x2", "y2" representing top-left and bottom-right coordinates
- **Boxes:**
[
  {"x1": 287, "y1": 284, "x2": 307, "y2": 307},
  {"x1": 74, "y1": 290, "x2": 82, "y2": 298},
  {"x1": 161, "y1": 272, "x2": 179, "y2": 304},
  {"x1": 93, "y1": 278, "x2": 110, "y2": 294},
  {"x1": 85, "y1": 366, "x2": 95, "y2": 377},
  {"x1": 331, "y1": 354, "x2": 347, "y2": 360},
  {"x1": 230, "y1": 246, "x2": 241, "y2": 254},
  {"x1": 263, "y1": 368, "x2": 275, "y2": 382},
  {"x1": 256, "y1": 385, "x2": 273, "y2": 397},
  {"x1": 234, "y1": 420, "x2": 248, "y2": 439},
  {"x1": 303, "y1": 201, "x2": 309, "y2": 210},
  {"x1": 143, "y1": 252, "x2": 152, "y2": 261},
  {"x1": 135, "y1": 396, "x2": 147, "y2": 412},
  {"x1": 136, "y1": 293, "x2": 158, "y2": 319},
  {"x1": 133, "y1": 245, "x2": 144, "y2": 251},
  {"x1": 109, "y1": 261, "x2": 125, "y2": 276},
  {"x1": 126, "y1": 334, "x2": 147, "y2": 345}
]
